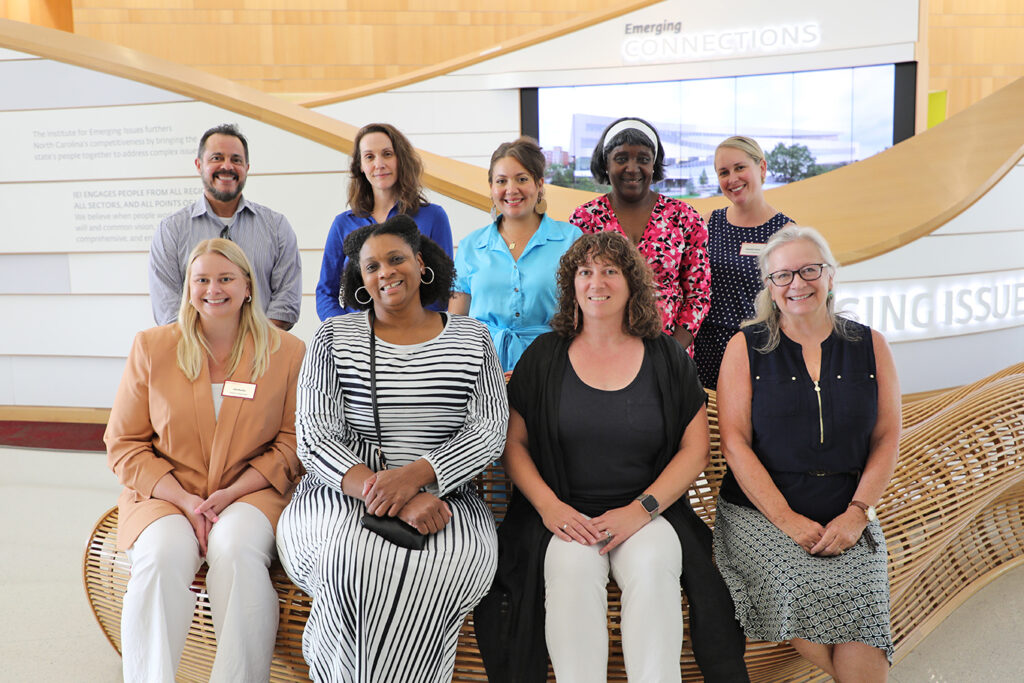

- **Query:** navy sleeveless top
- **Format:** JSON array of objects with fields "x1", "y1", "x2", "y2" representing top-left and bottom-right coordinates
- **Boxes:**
[{"x1": 719, "y1": 320, "x2": 878, "y2": 525}]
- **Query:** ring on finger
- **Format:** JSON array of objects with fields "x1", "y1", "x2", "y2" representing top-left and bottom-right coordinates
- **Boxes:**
[
  {"x1": 562, "y1": 523, "x2": 568, "y2": 530},
  {"x1": 605, "y1": 530, "x2": 612, "y2": 539}
]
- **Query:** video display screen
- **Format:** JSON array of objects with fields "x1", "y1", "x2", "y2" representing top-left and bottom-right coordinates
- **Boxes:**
[{"x1": 537, "y1": 64, "x2": 896, "y2": 197}]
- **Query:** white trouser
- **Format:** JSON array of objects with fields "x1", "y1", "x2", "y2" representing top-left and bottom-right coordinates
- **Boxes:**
[
  {"x1": 544, "y1": 515, "x2": 683, "y2": 683},
  {"x1": 121, "y1": 501, "x2": 278, "y2": 683}
]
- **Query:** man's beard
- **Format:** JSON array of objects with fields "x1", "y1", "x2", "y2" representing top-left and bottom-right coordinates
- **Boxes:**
[{"x1": 204, "y1": 171, "x2": 245, "y2": 202}]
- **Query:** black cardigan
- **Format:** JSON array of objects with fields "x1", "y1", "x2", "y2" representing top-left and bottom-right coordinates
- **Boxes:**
[{"x1": 474, "y1": 332, "x2": 749, "y2": 682}]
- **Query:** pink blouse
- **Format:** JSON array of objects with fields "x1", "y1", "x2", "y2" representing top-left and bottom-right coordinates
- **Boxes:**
[{"x1": 570, "y1": 194, "x2": 711, "y2": 349}]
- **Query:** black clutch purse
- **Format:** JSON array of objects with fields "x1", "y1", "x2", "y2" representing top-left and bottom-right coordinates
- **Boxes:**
[
  {"x1": 360, "y1": 311, "x2": 429, "y2": 551},
  {"x1": 360, "y1": 512, "x2": 427, "y2": 550}
]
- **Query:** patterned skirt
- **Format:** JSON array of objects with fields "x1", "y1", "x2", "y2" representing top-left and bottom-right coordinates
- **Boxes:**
[{"x1": 712, "y1": 497, "x2": 894, "y2": 662}]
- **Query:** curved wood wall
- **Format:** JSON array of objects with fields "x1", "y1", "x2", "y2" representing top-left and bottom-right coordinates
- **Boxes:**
[{"x1": 69, "y1": 0, "x2": 631, "y2": 94}]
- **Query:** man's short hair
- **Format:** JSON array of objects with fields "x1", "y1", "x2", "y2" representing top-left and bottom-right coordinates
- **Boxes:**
[{"x1": 198, "y1": 124, "x2": 249, "y2": 163}]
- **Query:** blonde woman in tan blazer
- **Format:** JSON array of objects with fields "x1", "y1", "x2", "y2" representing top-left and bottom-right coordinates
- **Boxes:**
[{"x1": 105, "y1": 238, "x2": 305, "y2": 683}]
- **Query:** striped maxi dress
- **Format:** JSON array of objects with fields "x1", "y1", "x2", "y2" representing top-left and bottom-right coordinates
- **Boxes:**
[{"x1": 277, "y1": 312, "x2": 508, "y2": 682}]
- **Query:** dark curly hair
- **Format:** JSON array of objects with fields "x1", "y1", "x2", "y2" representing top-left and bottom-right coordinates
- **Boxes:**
[
  {"x1": 589, "y1": 116, "x2": 666, "y2": 185},
  {"x1": 341, "y1": 214, "x2": 454, "y2": 310},
  {"x1": 550, "y1": 232, "x2": 662, "y2": 339},
  {"x1": 348, "y1": 123, "x2": 429, "y2": 218}
]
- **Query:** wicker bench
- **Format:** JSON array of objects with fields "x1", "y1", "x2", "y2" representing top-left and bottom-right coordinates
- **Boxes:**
[{"x1": 85, "y1": 366, "x2": 1024, "y2": 682}]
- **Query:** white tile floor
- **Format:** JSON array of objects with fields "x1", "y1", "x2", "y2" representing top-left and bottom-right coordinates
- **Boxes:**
[{"x1": 2, "y1": 445, "x2": 1022, "y2": 682}]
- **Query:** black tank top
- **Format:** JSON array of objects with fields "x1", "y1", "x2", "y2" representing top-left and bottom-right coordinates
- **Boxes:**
[
  {"x1": 719, "y1": 321, "x2": 878, "y2": 525},
  {"x1": 558, "y1": 351, "x2": 665, "y2": 517}
]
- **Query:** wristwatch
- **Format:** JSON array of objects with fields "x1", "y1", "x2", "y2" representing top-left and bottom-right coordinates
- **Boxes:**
[
  {"x1": 635, "y1": 493, "x2": 660, "y2": 519},
  {"x1": 849, "y1": 500, "x2": 878, "y2": 522}
]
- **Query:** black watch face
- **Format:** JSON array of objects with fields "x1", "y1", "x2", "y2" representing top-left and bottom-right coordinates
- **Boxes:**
[{"x1": 640, "y1": 495, "x2": 658, "y2": 514}]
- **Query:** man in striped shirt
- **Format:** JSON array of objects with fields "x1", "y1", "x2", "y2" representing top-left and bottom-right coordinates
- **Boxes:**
[{"x1": 148, "y1": 123, "x2": 302, "y2": 330}]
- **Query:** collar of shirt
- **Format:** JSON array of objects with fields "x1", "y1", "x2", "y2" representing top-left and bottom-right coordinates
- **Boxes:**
[
  {"x1": 192, "y1": 194, "x2": 252, "y2": 221},
  {"x1": 480, "y1": 214, "x2": 570, "y2": 256}
]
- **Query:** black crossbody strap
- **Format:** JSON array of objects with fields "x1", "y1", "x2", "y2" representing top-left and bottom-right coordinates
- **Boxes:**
[{"x1": 368, "y1": 311, "x2": 387, "y2": 471}]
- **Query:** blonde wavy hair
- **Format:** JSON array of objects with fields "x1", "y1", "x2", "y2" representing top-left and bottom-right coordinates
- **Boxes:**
[
  {"x1": 741, "y1": 225, "x2": 859, "y2": 352},
  {"x1": 176, "y1": 238, "x2": 279, "y2": 381}
]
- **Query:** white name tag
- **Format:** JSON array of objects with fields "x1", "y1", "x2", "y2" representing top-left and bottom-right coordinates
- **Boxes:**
[
  {"x1": 222, "y1": 381, "x2": 257, "y2": 400},
  {"x1": 739, "y1": 242, "x2": 766, "y2": 256}
]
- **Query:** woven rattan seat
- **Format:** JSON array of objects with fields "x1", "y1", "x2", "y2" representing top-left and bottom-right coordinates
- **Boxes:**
[{"x1": 84, "y1": 366, "x2": 1024, "y2": 681}]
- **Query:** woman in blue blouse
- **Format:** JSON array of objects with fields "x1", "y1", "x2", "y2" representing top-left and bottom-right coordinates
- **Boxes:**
[
  {"x1": 449, "y1": 137, "x2": 581, "y2": 374},
  {"x1": 316, "y1": 123, "x2": 453, "y2": 320}
]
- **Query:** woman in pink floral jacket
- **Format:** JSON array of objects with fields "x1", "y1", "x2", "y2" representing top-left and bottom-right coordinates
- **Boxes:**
[{"x1": 570, "y1": 117, "x2": 711, "y2": 355}]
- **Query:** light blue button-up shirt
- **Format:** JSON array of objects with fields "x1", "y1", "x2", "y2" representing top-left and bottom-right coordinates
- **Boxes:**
[{"x1": 453, "y1": 215, "x2": 581, "y2": 371}]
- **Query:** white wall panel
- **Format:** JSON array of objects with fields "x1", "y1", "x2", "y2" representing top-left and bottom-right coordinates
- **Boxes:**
[
  {"x1": 316, "y1": 90, "x2": 518, "y2": 170},
  {"x1": 0, "y1": 254, "x2": 70, "y2": 293},
  {"x1": 0, "y1": 58, "x2": 189, "y2": 110},
  {"x1": 0, "y1": 356, "x2": 12, "y2": 404},
  {"x1": 317, "y1": 90, "x2": 518, "y2": 137},
  {"x1": 432, "y1": 45, "x2": 917, "y2": 92},
  {"x1": 0, "y1": 48, "x2": 34, "y2": 61},
  {"x1": 891, "y1": 325, "x2": 1024, "y2": 394},
  {"x1": 442, "y1": 0, "x2": 917, "y2": 89},
  {"x1": 935, "y1": 161, "x2": 1024, "y2": 235},
  {"x1": 0, "y1": 100, "x2": 343, "y2": 184},
  {"x1": 68, "y1": 253, "x2": 149, "y2": 295},
  {"x1": 841, "y1": 232, "x2": 1024, "y2": 282},
  {"x1": 0, "y1": 295, "x2": 152, "y2": 356},
  {"x1": 8, "y1": 355, "x2": 127, "y2": 408}
]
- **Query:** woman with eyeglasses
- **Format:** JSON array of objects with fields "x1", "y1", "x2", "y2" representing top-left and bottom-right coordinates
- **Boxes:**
[
  {"x1": 714, "y1": 225, "x2": 900, "y2": 682},
  {"x1": 693, "y1": 136, "x2": 794, "y2": 390}
]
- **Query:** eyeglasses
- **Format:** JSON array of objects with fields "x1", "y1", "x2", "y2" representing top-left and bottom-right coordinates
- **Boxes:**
[{"x1": 765, "y1": 263, "x2": 829, "y2": 287}]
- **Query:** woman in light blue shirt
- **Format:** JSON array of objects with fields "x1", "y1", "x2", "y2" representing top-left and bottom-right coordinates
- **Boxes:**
[{"x1": 450, "y1": 138, "x2": 581, "y2": 374}]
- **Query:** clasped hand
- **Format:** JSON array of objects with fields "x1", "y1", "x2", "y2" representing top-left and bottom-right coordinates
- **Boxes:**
[
  {"x1": 180, "y1": 488, "x2": 237, "y2": 556},
  {"x1": 363, "y1": 467, "x2": 452, "y2": 535},
  {"x1": 542, "y1": 500, "x2": 651, "y2": 555},
  {"x1": 362, "y1": 467, "x2": 423, "y2": 517},
  {"x1": 781, "y1": 508, "x2": 866, "y2": 556}
]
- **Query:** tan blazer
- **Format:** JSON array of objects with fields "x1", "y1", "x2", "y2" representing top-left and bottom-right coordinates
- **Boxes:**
[{"x1": 105, "y1": 324, "x2": 306, "y2": 550}]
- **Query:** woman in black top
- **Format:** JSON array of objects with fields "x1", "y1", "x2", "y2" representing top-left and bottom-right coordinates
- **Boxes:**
[
  {"x1": 475, "y1": 232, "x2": 749, "y2": 682},
  {"x1": 715, "y1": 225, "x2": 900, "y2": 681}
]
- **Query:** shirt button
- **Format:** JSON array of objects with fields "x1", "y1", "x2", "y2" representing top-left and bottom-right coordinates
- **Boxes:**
[
  {"x1": 837, "y1": 374, "x2": 842, "y2": 379},
  {"x1": 515, "y1": 312, "x2": 520, "y2": 317}
]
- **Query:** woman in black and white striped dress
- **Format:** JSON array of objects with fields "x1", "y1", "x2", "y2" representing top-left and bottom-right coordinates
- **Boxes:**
[{"x1": 277, "y1": 215, "x2": 508, "y2": 682}]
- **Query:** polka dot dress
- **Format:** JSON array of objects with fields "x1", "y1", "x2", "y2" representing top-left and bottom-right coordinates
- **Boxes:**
[{"x1": 694, "y1": 208, "x2": 793, "y2": 389}]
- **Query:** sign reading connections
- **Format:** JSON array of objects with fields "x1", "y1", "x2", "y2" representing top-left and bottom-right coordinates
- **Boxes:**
[{"x1": 621, "y1": 21, "x2": 821, "y2": 64}]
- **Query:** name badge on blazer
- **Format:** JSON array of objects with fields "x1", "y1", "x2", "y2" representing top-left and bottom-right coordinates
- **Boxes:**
[
  {"x1": 222, "y1": 381, "x2": 257, "y2": 400},
  {"x1": 739, "y1": 242, "x2": 766, "y2": 256}
]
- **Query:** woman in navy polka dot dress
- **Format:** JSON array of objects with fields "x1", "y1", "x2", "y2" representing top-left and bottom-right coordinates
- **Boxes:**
[{"x1": 694, "y1": 136, "x2": 794, "y2": 389}]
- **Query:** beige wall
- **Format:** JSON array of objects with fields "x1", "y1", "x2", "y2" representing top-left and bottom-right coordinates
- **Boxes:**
[
  {"x1": 70, "y1": 0, "x2": 624, "y2": 94},
  {"x1": 929, "y1": 0, "x2": 1024, "y2": 118}
]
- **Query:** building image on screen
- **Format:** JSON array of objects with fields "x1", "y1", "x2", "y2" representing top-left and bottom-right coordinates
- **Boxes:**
[{"x1": 538, "y1": 64, "x2": 896, "y2": 198}]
